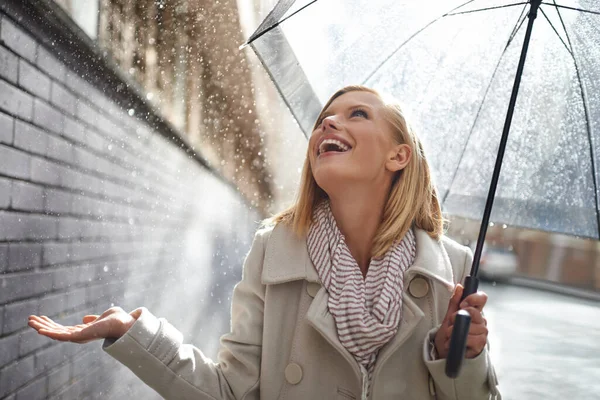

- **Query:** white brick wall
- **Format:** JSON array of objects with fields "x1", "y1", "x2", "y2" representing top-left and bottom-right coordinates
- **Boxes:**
[{"x1": 0, "y1": 8, "x2": 258, "y2": 400}]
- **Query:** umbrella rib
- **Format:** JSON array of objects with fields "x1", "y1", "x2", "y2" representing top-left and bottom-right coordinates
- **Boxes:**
[
  {"x1": 245, "y1": 0, "x2": 318, "y2": 45},
  {"x1": 361, "y1": 0, "x2": 478, "y2": 85},
  {"x1": 552, "y1": 0, "x2": 600, "y2": 239},
  {"x1": 446, "y1": 2, "x2": 528, "y2": 16},
  {"x1": 538, "y1": 8, "x2": 573, "y2": 57},
  {"x1": 442, "y1": 4, "x2": 529, "y2": 205},
  {"x1": 541, "y1": 2, "x2": 600, "y2": 16}
]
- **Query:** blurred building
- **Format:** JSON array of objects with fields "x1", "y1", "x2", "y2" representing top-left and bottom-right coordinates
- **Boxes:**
[
  {"x1": 59, "y1": 0, "x2": 275, "y2": 212},
  {"x1": 447, "y1": 217, "x2": 600, "y2": 294}
]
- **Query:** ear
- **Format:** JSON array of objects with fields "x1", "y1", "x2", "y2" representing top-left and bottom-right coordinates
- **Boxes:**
[{"x1": 385, "y1": 144, "x2": 411, "y2": 172}]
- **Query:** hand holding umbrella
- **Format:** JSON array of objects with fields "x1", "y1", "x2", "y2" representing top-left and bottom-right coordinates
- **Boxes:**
[{"x1": 434, "y1": 284, "x2": 488, "y2": 360}]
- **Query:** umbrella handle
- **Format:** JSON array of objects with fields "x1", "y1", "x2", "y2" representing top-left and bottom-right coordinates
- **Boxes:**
[{"x1": 444, "y1": 275, "x2": 479, "y2": 378}]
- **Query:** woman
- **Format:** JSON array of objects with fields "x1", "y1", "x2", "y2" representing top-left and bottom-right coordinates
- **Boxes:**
[{"x1": 29, "y1": 85, "x2": 500, "y2": 399}]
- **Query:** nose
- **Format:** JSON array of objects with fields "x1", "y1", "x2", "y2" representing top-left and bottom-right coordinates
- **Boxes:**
[{"x1": 322, "y1": 116, "x2": 340, "y2": 131}]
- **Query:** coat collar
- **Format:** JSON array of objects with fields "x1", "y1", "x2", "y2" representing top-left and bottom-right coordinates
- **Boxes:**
[
  {"x1": 262, "y1": 223, "x2": 457, "y2": 378},
  {"x1": 262, "y1": 223, "x2": 456, "y2": 289}
]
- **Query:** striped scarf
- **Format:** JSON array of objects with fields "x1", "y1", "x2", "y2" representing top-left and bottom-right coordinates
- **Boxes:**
[{"x1": 307, "y1": 200, "x2": 416, "y2": 383}]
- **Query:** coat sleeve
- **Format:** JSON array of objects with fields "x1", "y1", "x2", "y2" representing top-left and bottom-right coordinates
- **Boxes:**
[
  {"x1": 423, "y1": 245, "x2": 501, "y2": 400},
  {"x1": 102, "y1": 227, "x2": 270, "y2": 400}
]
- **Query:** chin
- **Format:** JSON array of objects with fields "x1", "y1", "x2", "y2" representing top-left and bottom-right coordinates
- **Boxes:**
[{"x1": 313, "y1": 166, "x2": 359, "y2": 194}]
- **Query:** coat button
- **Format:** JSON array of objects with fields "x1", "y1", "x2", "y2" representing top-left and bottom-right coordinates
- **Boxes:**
[
  {"x1": 285, "y1": 363, "x2": 303, "y2": 384},
  {"x1": 306, "y1": 282, "x2": 321, "y2": 298},
  {"x1": 409, "y1": 277, "x2": 429, "y2": 298}
]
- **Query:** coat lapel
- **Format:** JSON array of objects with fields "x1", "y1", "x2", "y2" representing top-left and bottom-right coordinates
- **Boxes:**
[{"x1": 261, "y1": 223, "x2": 456, "y2": 375}]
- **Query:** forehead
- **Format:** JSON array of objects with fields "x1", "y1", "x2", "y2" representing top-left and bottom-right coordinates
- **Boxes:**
[{"x1": 325, "y1": 91, "x2": 385, "y2": 113}]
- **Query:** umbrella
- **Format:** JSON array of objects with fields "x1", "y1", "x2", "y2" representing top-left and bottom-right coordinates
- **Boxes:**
[{"x1": 244, "y1": 0, "x2": 600, "y2": 378}]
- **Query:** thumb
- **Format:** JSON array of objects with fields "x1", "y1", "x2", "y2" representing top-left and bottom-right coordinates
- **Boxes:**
[
  {"x1": 443, "y1": 284, "x2": 464, "y2": 322},
  {"x1": 82, "y1": 315, "x2": 99, "y2": 324}
]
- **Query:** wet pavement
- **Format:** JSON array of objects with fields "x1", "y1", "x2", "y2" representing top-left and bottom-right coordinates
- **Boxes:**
[{"x1": 482, "y1": 282, "x2": 600, "y2": 400}]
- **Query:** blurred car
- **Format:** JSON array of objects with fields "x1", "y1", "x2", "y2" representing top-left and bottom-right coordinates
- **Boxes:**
[{"x1": 470, "y1": 243, "x2": 518, "y2": 280}]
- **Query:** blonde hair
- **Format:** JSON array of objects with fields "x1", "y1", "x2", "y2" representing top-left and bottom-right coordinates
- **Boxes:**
[{"x1": 268, "y1": 85, "x2": 444, "y2": 257}]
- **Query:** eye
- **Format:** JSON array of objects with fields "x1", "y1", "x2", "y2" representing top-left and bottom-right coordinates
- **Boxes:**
[{"x1": 351, "y1": 108, "x2": 368, "y2": 119}]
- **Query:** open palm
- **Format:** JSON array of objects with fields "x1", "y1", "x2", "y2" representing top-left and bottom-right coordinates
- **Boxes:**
[{"x1": 28, "y1": 306, "x2": 139, "y2": 343}]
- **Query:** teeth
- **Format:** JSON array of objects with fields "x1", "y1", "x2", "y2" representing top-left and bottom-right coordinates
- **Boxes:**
[{"x1": 318, "y1": 139, "x2": 350, "y2": 155}]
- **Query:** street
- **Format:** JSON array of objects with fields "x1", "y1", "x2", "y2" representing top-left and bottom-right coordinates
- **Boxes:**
[{"x1": 482, "y1": 282, "x2": 600, "y2": 399}]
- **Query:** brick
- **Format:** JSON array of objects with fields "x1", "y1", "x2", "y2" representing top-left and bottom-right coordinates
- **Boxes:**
[
  {"x1": 0, "y1": 111, "x2": 14, "y2": 144},
  {"x1": 37, "y1": 46, "x2": 66, "y2": 82},
  {"x1": 19, "y1": 328, "x2": 48, "y2": 356},
  {"x1": 0, "y1": 211, "x2": 57, "y2": 241},
  {"x1": 0, "y1": 145, "x2": 29, "y2": 179},
  {"x1": 11, "y1": 180, "x2": 45, "y2": 211},
  {"x1": 0, "y1": 80, "x2": 34, "y2": 120},
  {"x1": 57, "y1": 217, "x2": 85, "y2": 240},
  {"x1": 13, "y1": 120, "x2": 48, "y2": 155},
  {"x1": 46, "y1": 134, "x2": 74, "y2": 164},
  {"x1": 84, "y1": 127, "x2": 107, "y2": 153},
  {"x1": 38, "y1": 292, "x2": 68, "y2": 317},
  {"x1": 77, "y1": 102, "x2": 99, "y2": 127},
  {"x1": 0, "y1": 19, "x2": 37, "y2": 63},
  {"x1": 67, "y1": 287, "x2": 87, "y2": 310},
  {"x1": 0, "y1": 355, "x2": 35, "y2": 397},
  {"x1": 0, "y1": 177, "x2": 10, "y2": 208},
  {"x1": 50, "y1": 82, "x2": 76, "y2": 117},
  {"x1": 71, "y1": 194, "x2": 92, "y2": 217},
  {"x1": 18, "y1": 59, "x2": 51, "y2": 100},
  {"x1": 0, "y1": 44, "x2": 18, "y2": 83},
  {"x1": 34, "y1": 343, "x2": 66, "y2": 374},
  {"x1": 0, "y1": 271, "x2": 53, "y2": 304},
  {"x1": 3, "y1": 298, "x2": 38, "y2": 334},
  {"x1": 30, "y1": 156, "x2": 61, "y2": 185},
  {"x1": 47, "y1": 363, "x2": 70, "y2": 395},
  {"x1": 0, "y1": 244, "x2": 7, "y2": 273},
  {"x1": 44, "y1": 189, "x2": 72, "y2": 215},
  {"x1": 64, "y1": 70, "x2": 92, "y2": 99},
  {"x1": 33, "y1": 99, "x2": 64, "y2": 134},
  {"x1": 15, "y1": 375, "x2": 47, "y2": 400},
  {"x1": 0, "y1": 334, "x2": 19, "y2": 366},
  {"x1": 7, "y1": 243, "x2": 42, "y2": 272},
  {"x1": 42, "y1": 242, "x2": 70, "y2": 265},
  {"x1": 62, "y1": 117, "x2": 85, "y2": 142},
  {"x1": 52, "y1": 267, "x2": 79, "y2": 290}
]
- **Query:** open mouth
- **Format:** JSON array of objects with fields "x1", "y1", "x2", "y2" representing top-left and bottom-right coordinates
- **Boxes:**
[{"x1": 317, "y1": 139, "x2": 352, "y2": 156}]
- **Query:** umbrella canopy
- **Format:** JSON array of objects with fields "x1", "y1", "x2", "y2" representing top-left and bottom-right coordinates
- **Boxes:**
[{"x1": 246, "y1": 0, "x2": 600, "y2": 239}]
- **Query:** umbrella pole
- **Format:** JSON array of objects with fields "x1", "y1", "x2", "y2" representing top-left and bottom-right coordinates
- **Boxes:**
[{"x1": 445, "y1": 0, "x2": 543, "y2": 379}]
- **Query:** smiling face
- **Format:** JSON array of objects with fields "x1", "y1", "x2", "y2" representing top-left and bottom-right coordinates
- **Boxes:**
[{"x1": 308, "y1": 90, "x2": 409, "y2": 195}]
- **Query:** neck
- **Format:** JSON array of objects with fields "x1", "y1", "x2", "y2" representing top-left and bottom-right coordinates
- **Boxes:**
[{"x1": 328, "y1": 183, "x2": 390, "y2": 277}]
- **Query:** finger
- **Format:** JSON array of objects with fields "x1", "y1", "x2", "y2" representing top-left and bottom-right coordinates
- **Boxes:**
[
  {"x1": 465, "y1": 334, "x2": 488, "y2": 358},
  {"x1": 459, "y1": 291, "x2": 488, "y2": 310},
  {"x1": 38, "y1": 316, "x2": 67, "y2": 330},
  {"x1": 28, "y1": 316, "x2": 54, "y2": 329},
  {"x1": 450, "y1": 308, "x2": 486, "y2": 325},
  {"x1": 28, "y1": 319, "x2": 51, "y2": 333},
  {"x1": 29, "y1": 316, "x2": 64, "y2": 331},
  {"x1": 443, "y1": 284, "x2": 464, "y2": 323}
]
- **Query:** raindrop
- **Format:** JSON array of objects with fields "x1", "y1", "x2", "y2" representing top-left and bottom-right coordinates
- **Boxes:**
[
  {"x1": 128, "y1": 109, "x2": 135, "y2": 116},
  {"x1": 146, "y1": 92, "x2": 154, "y2": 101},
  {"x1": 489, "y1": 222, "x2": 495, "y2": 227},
  {"x1": 502, "y1": 224, "x2": 507, "y2": 229},
  {"x1": 103, "y1": 265, "x2": 109, "y2": 272}
]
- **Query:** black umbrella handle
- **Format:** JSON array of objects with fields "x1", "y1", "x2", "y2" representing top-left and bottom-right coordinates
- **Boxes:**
[{"x1": 444, "y1": 275, "x2": 479, "y2": 378}]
